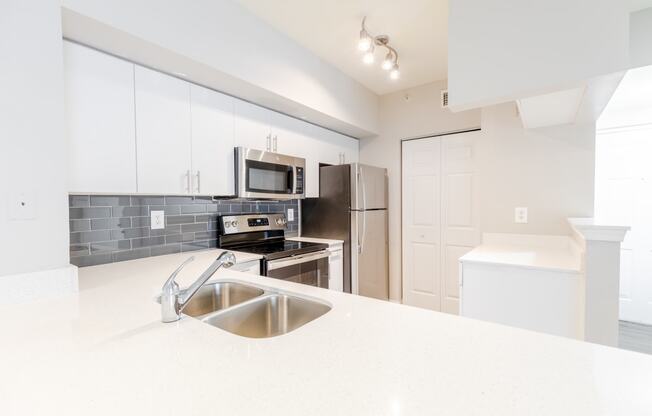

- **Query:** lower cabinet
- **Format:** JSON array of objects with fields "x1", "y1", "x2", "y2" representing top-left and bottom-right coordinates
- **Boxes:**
[{"x1": 328, "y1": 244, "x2": 344, "y2": 292}]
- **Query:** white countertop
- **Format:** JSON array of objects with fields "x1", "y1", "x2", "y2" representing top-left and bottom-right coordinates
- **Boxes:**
[
  {"x1": 2, "y1": 248, "x2": 652, "y2": 415},
  {"x1": 460, "y1": 234, "x2": 582, "y2": 273},
  {"x1": 287, "y1": 236, "x2": 344, "y2": 246}
]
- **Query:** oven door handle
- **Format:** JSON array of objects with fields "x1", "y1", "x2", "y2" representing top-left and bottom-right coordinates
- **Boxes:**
[{"x1": 266, "y1": 250, "x2": 330, "y2": 271}]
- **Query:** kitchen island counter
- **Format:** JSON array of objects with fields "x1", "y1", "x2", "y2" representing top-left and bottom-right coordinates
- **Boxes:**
[{"x1": 2, "y1": 249, "x2": 651, "y2": 415}]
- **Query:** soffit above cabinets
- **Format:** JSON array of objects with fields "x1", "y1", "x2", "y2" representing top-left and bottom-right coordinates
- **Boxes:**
[{"x1": 233, "y1": 0, "x2": 448, "y2": 95}]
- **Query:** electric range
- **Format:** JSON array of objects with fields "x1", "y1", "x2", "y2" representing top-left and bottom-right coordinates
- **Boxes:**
[{"x1": 217, "y1": 213, "x2": 330, "y2": 288}]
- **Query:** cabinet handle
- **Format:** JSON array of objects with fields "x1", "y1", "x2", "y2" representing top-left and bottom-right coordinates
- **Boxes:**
[
  {"x1": 342, "y1": 153, "x2": 345, "y2": 164},
  {"x1": 273, "y1": 135, "x2": 278, "y2": 152},
  {"x1": 186, "y1": 170, "x2": 191, "y2": 194},
  {"x1": 266, "y1": 134, "x2": 271, "y2": 151},
  {"x1": 195, "y1": 170, "x2": 201, "y2": 194}
]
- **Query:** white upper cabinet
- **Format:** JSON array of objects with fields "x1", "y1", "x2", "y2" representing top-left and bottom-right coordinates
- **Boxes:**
[
  {"x1": 234, "y1": 100, "x2": 271, "y2": 151},
  {"x1": 270, "y1": 111, "x2": 307, "y2": 155},
  {"x1": 134, "y1": 65, "x2": 192, "y2": 194},
  {"x1": 326, "y1": 130, "x2": 359, "y2": 165},
  {"x1": 65, "y1": 45, "x2": 359, "y2": 197},
  {"x1": 190, "y1": 84, "x2": 235, "y2": 196},
  {"x1": 64, "y1": 42, "x2": 137, "y2": 193}
]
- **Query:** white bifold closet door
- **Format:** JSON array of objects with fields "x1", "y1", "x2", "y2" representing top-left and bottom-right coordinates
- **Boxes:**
[{"x1": 402, "y1": 131, "x2": 480, "y2": 314}]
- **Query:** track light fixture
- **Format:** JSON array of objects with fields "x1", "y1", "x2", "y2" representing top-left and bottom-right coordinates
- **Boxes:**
[{"x1": 357, "y1": 17, "x2": 400, "y2": 80}]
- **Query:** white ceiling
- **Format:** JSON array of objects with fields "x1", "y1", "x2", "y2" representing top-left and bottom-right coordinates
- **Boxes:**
[{"x1": 234, "y1": 0, "x2": 448, "y2": 95}]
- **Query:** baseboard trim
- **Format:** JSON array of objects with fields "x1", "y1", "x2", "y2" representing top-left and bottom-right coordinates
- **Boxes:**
[{"x1": 0, "y1": 265, "x2": 79, "y2": 305}]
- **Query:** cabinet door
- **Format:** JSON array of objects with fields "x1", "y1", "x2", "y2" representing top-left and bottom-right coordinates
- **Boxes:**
[
  {"x1": 234, "y1": 99, "x2": 271, "y2": 151},
  {"x1": 64, "y1": 41, "x2": 137, "y2": 193},
  {"x1": 269, "y1": 111, "x2": 305, "y2": 155},
  {"x1": 328, "y1": 248, "x2": 344, "y2": 291},
  {"x1": 340, "y1": 134, "x2": 359, "y2": 164},
  {"x1": 190, "y1": 84, "x2": 235, "y2": 196},
  {"x1": 299, "y1": 123, "x2": 329, "y2": 198},
  {"x1": 135, "y1": 65, "x2": 192, "y2": 194},
  {"x1": 326, "y1": 130, "x2": 359, "y2": 165}
]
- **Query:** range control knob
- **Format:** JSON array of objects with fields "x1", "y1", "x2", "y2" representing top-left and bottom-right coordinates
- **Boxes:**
[
  {"x1": 231, "y1": 220, "x2": 238, "y2": 228},
  {"x1": 224, "y1": 221, "x2": 230, "y2": 228},
  {"x1": 275, "y1": 218, "x2": 283, "y2": 225}
]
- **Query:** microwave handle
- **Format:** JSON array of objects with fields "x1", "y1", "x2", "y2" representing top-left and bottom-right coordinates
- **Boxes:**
[{"x1": 292, "y1": 166, "x2": 298, "y2": 194}]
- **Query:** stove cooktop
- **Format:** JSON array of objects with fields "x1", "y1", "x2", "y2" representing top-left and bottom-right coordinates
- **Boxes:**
[{"x1": 228, "y1": 240, "x2": 329, "y2": 261}]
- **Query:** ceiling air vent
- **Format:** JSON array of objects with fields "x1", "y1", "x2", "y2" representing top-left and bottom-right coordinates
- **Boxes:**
[{"x1": 441, "y1": 90, "x2": 449, "y2": 108}]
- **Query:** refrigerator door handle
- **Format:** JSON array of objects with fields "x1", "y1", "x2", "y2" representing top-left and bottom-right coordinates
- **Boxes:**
[
  {"x1": 360, "y1": 168, "x2": 367, "y2": 210},
  {"x1": 360, "y1": 211, "x2": 366, "y2": 254}
]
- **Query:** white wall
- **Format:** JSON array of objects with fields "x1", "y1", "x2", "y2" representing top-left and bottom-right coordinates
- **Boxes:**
[
  {"x1": 61, "y1": 0, "x2": 379, "y2": 138},
  {"x1": 359, "y1": 81, "x2": 481, "y2": 301},
  {"x1": 360, "y1": 82, "x2": 596, "y2": 301},
  {"x1": 0, "y1": 0, "x2": 69, "y2": 277},
  {"x1": 630, "y1": 7, "x2": 652, "y2": 68},
  {"x1": 448, "y1": 0, "x2": 630, "y2": 111}
]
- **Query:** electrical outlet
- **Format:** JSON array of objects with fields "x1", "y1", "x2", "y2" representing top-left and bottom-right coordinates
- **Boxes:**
[
  {"x1": 515, "y1": 207, "x2": 528, "y2": 224},
  {"x1": 287, "y1": 208, "x2": 294, "y2": 222},
  {"x1": 151, "y1": 210, "x2": 165, "y2": 230}
]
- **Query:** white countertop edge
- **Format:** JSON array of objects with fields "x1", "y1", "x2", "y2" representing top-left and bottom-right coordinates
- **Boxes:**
[{"x1": 459, "y1": 256, "x2": 583, "y2": 274}]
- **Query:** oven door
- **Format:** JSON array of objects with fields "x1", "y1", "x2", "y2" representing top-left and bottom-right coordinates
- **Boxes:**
[
  {"x1": 266, "y1": 250, "x2": 330, "y2": 288},
  {"x1": 236, "y1": 147, "x2": 305, "y2": 199}
]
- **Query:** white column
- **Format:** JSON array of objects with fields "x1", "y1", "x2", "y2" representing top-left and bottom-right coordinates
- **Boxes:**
[{"x1": 568, "y1": 218, "x2": 629, "y2": 346}]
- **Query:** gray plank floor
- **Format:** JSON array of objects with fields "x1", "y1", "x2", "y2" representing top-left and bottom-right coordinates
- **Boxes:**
[{"x1": 619, "y1": 320, "x2": 652, "y2": 355}]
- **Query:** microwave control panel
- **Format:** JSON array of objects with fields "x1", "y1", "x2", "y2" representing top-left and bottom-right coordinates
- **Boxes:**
[{"x1": 295, "y1": 167, "x2": 304, "y2": 194}]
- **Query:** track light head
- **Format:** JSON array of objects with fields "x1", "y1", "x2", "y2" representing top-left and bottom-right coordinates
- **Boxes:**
[
  {"x1": 381, "y1": 52, "x2": 394, "y2": 70},
  {"x1": 390, "y1": 63, "x2": 400, "y2": 80},
  {"x1": 358, "y1": 29, "x2": 372, "y2": 52}
]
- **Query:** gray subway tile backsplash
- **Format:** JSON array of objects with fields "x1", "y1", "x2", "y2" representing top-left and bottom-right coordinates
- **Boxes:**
[
  {"x1": 69, "y1": 195, "x2": 299, "y2": 267},
  {"x1": 69, "y1": 207, "x2": 111, "y2": 219}
]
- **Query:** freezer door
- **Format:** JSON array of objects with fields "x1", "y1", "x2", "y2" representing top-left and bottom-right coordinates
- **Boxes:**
[
  {"x1": 351, "y1": 164, "x2": 387, "y2": 210},
  {"x1": 351, "y1": 210, "x2": 389, "y2": 300}
]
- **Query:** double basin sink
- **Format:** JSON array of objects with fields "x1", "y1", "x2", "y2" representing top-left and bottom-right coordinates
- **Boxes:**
[{"x1": 177, "y1": 281, "x2": 331, "y2": 338}]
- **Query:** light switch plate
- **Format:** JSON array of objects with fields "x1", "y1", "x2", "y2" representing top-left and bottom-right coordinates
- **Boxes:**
[
  {"x1": 151, "y1": 210, "x2": 165, "y2": 230},
  {"x1": 287, "y1": 208, "x2": 295, "y2": 222},
  {"x1": 515, "y1": 207, "x2": 528, "y2": 224}
]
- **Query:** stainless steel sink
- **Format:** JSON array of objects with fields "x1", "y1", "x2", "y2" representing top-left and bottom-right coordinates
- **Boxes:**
[
  {"x1": 181, "y1": 281, "x2": 264, "y2": 318},
  {"x1": 203, "y1": 293, "x2": 331, "y2": 338}
]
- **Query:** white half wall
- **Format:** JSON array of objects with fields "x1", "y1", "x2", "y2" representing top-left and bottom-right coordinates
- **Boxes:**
[
  {"x1": 448, "y1": 0, "x2": 630, "y2": 111},
  {"x1": 0, "y1": 0, "x2": 70, "y2": 277},
  {"x1": 359, "y1": 81, "x2": 481, "y2": 301},
  {"x1": 61, "y1": 0, "x2": 379, "y2": 138}
]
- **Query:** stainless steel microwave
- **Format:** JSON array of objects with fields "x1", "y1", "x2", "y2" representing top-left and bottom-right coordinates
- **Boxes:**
[{"x1": 235, "y1": 147, "x2": 305, "y2": 200}]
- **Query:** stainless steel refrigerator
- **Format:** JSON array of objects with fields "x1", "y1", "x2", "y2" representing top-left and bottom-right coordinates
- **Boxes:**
[{"x1": 301, "y1": 163, "x2": 389, "y2": 300}]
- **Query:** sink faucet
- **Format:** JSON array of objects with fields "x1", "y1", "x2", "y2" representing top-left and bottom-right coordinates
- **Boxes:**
[{"x1": 160, "y1": 251, "x2": 237, "y2": 323}]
